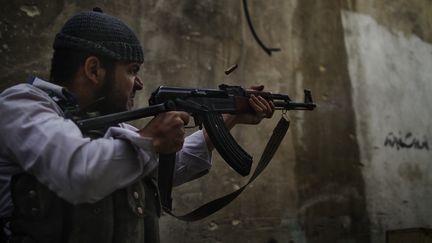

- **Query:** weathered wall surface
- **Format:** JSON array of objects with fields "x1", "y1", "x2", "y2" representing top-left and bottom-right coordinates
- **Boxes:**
[
  {"x1": 1, "y1": 0, "x2": 431, "y2": 243},
  {"x1": 341, "y1": 1, "x2": 432, "y2": 242},
  {"x1": 289, "y1": 1, "x2": 371, "y2": 242}
]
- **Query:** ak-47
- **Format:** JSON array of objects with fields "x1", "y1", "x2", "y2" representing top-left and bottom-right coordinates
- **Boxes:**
[{"x1": 75, "y1": 84, "x2": 316, "y2": 176}]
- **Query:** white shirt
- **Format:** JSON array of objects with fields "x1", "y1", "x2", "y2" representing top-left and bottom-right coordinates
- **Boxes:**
[{"x1": 0, "y1": 77, "x2": 212, "y2": 217}]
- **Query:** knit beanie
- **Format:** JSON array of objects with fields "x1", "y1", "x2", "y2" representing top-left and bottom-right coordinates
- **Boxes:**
[{"x1": 53, "y1": 8, "x2": 144, "y2": 63}]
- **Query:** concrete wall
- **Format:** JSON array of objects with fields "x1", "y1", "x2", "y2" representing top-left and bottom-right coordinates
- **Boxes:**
[
  {"x1": 342, "y1": 1, "x2": 432, "y2": 242},
  {"x1": 1, "y1": 0, "x2": 431, "y2": 242}
]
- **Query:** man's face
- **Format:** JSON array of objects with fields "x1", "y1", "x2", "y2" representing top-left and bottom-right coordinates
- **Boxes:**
[{"x1": 101, "y1": 62, "x2": 143, "y2": 113}]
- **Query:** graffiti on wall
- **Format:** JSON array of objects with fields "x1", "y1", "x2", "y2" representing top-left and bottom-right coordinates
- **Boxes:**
[{"x1": 384, "y1": 132, "x2": 429, "y2": 151}]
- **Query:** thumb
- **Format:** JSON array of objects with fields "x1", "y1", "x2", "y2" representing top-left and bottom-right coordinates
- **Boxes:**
[{"x1": 250, "y1": 85, "x2": 264, "y2": 91}]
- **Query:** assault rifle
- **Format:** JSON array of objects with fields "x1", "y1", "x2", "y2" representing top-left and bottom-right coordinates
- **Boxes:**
[
  {"x1": 76, "y1": 84, "x2": 316, "y2": 220},
  {"x1": 76, "y1": 84, "x2": 316, "y2": 176}
]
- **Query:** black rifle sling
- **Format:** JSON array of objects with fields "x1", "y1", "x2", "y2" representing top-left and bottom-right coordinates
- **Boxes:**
[
  {"x1": 160, "y1": 116, "x2": 290, "y2": 221},
  {"x1": 158, "y1": 153, "x2": 176, "y2": 211}
]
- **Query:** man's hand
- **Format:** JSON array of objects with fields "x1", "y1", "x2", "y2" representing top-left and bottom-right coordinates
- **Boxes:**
[
  {"x1": 203, "y1": 85, "x2": 275, "y2": 151},
  {"x1": 139, "y1": 111, "x2": 190, "y2": 154},
  {"x1": 224, "y1": 85, "x2": 275, "y2": 128}
]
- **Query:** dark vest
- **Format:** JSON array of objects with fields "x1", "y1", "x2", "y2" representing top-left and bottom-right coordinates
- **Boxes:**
[{"x1": 10, "y1": 167, "x2": 161, "y2": 243}]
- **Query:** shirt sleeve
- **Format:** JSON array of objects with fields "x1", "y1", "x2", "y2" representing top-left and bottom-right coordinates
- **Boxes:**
[
  {"x1": 0, "y1": 85, "x2": 159, "y2": 204},
  {"x1": 172, "y1": 130, "x2": 212, "y2": 186},
  {"x1": 121, "y1": 123, "x2": 213, "y2": 186}
]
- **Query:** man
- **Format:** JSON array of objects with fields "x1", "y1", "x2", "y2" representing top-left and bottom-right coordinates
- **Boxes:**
[{"x1": 0, "y1": 8, "x2": 274, "y2": 243}]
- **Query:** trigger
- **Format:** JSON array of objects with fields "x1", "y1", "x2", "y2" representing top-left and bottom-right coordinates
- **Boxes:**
[{"x1": 184, "y1": 116, "x2": 203, "y2": 129}]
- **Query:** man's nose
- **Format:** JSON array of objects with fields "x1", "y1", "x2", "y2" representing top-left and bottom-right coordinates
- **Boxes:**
[{"x1": 134, "y1": 76, "x2": 144, "y2": 91}]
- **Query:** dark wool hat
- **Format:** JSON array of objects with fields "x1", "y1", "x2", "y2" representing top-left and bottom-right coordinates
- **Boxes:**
[{"x1": 53, "y1": 9, "x2": 144, "y2": 63}]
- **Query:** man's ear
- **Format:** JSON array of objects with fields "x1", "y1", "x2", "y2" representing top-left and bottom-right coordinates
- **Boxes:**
[{"x1": 83, "y1": 56, "x2": 106, "y2": 87}]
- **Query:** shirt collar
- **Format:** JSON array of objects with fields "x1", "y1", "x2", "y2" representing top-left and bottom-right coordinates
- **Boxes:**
[{"x1": 28, "y1": 76, "x2": 77, "y2": 103}]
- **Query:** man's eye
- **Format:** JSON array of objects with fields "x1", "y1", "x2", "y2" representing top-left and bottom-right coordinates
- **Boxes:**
[{"x1": 130, "y1": 66, "x2": 140, "y2": 75}]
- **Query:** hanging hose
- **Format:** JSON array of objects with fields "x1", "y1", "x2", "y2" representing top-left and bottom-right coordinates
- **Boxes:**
[{"x1": 242, "y1": 0, "x2": 281, "y2": 56}]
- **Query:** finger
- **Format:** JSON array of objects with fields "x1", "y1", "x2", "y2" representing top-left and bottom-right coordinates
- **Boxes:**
[
  {"x1": 257, "y1": 96, "x2": 271, "y2": 111},
  {"x1": 249, "y1": 95, "x2": 264, "y2": 113},
  {"x1": 176, "y1": 111, "x2": 190, "y2": 126},
  {"x1": 251, "y1": 95, "x2": 268, "y2": 113},
  {"x1": 249, "y1": 85, "x2": 264, "y2": 91},
  {"x1": 168, "y1": 111, "x2": 189, "y2": 126},
  {"x1": 268, "y1": 101, "x2": 275, "y2": 118},
  {"x1": 257, "y1": 96, "x2": 273, "y2": 118}
]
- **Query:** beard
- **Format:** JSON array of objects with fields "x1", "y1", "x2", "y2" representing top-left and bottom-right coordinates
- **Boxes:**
[{"x1": 97, "y1": 72, "x2": 130, "y2": 115}]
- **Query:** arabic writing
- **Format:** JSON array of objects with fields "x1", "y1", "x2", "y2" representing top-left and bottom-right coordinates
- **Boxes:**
[{"x1": 384, "y1": 132, "x2": 429, "y2": 151}]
